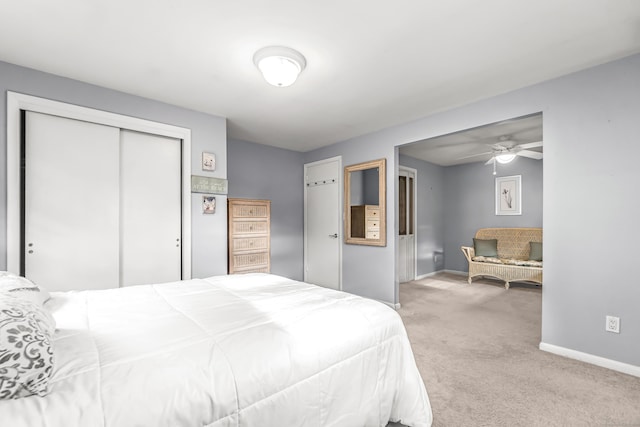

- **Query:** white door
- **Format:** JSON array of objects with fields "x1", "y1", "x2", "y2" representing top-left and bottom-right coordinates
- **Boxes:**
[
  {"x1": 304, "y1": 157, "x2": 341, "y2": 290},
  {"x1": 119, "y1": 130, "x2": 182, "y2": 286},
  {"x1": 398, "y1": 167, "x2": 416, "y2": 283},
  {"x1": 25, "y1": 111, "x2": 121, "y2": 291}
]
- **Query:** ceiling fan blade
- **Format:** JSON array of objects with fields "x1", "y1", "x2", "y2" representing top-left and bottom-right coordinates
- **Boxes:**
[
  {"x1": 517, "y1": 150, "x2": 543, "y2": 160},
  {"x1": 517, "y1": 140, "x2": 543, "y2": 150},
  {"x1": 457, "y1": 151, "x2": 493, "y2": 160}
]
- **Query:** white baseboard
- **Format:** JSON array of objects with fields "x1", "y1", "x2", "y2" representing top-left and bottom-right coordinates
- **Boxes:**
[
  {"x1": 414, "y1": 271, "x2": 440, "y2": 280},
  {"x1": 443, "y1": 269, "x2": 467, "y2": 276},
  {"x1": 413, "y1": 269, "x2": 467, "y2": 281},
  {"x1": 539, "y1": 342, "x2": 640, "y2": 378},
  {"x1": 376, "y1": 299, "x2": 401, "y2": 310}
]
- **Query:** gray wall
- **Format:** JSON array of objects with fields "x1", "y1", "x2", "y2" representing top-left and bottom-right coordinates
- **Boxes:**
[
  {"x1": 0, "y1": 61, "x2": 228, "y2": 278},
  {"x1": 444, "y1": 157, "x2": 543, "y2": 272},
  {"x1": 308, "y1": 53, "x2": 640, "y2": 368},
  {"x1": 227, "y1": 138, "x2": 304, "y2": 280},
  {"x1": 399, "y1": 155, "x2": 446, "y2": 276}
]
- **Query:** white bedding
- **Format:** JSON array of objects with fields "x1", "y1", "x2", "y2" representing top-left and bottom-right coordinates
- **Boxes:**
[{"x1": 0, "y1": 273, "x2": 432, "y2": 426}]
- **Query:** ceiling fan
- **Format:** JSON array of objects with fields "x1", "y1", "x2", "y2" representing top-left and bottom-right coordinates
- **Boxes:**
[
  {"x1": 483, "y1": 139, "x2": 543, "y2": 164},
  {"x1": 460, "y1": 136, "x2": 543, "y2": 173}
]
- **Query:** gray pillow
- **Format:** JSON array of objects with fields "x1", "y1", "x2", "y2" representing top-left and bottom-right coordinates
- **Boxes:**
[
  {"x1": 529, "y1": 241, "x2": 543, "y2": 261},
  {"x1": 0, "y1": 293, "x2": 55, "y2": 399},
  {"x1": 473, "y1": 238, "x2": 498, "y2": 257}
]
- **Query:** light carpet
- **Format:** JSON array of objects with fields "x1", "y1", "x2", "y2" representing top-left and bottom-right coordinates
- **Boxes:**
[{"x1": 396, "y1": 272, "x2": 640, "y2": 427}]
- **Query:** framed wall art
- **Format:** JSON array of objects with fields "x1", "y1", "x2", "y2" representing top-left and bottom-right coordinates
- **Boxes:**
[
  {"x1": 202, "y1": 152, "x2": 216, "y2": 171},
  {"x1": 495, "y1": 175, "x2": 521, "y2": 215},
  {"x1": 202, "y1": 196, "x2": 216, "y2": 214}
]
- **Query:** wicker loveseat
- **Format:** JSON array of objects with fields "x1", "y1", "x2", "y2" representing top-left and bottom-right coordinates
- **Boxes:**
[{"x1": 461, "y1": 228, "x2": 542, "y2": 289}]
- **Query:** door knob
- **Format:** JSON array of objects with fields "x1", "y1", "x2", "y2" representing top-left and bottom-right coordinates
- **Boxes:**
[{"x1": 329, "y1": 233, "x2": 338, "y2": 238}]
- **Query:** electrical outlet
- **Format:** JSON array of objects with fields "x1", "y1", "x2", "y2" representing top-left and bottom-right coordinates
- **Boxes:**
[{"x1": 606, "y1": 316, "x2": 620, "y2": 333}]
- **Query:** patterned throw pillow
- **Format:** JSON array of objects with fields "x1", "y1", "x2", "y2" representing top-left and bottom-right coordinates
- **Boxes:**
[
  {"x1": 0, "y1": 272, "x2": 51, "y2": 307},
  {"x1": 0, "y1": 293, "x2": 55, "y2": 399}
]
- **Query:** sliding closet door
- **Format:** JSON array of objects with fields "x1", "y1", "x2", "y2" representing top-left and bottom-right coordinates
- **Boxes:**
[
  {"x1": 24, "y1": 111, "x2": 120, "y2": 291},
  {"x1": 119, "y1": 130, "x2": 182, "y2": 286}
]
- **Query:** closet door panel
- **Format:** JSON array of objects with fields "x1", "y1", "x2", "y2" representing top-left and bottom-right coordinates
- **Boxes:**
[
  {"x1": 120, "y1": 130, "x2": 182, "y2": 286},
  {"x1": 25, "y1": 111, "x2": 120, "y2": 291}
]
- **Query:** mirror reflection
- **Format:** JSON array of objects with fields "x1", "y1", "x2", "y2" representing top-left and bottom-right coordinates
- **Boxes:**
[{"x1": 344, "y1": 158, "x2": 386, "y2": 246}]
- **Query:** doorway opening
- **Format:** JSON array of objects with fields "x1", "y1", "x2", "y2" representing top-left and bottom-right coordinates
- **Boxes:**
[{"x1": 396, "y1": 112, "x2": 543, "y2": 283}]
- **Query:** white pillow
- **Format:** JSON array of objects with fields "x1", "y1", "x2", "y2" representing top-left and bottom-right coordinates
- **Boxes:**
[
  {"x1": 0, "y1": 293, "x2": 55, "y2": 399},
  {"x1": 0, "y1": 272, "x2": 51, "y2": 307}
]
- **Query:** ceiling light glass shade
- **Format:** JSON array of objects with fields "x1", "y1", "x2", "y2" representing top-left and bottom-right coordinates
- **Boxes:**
[
  {"x1": 496, "y1": 153, "x2": 516, "y2": 164},
  {"x1": 253, "y1": 46, "x2": 306, "y2": 87}
]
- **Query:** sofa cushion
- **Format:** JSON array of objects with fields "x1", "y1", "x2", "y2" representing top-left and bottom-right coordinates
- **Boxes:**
[
  {"x1": 503, "y1": 258, "x2": 543, "y2": 268},
  {"x1": 473, "y1": 238, "x2": 498, "y2": 257},
  {"x1": 472, "y1": 256, "x2": 503, "y2": 264},
  {"x1": 529, "y1": 241, "x2": 543, "y2": 261}
]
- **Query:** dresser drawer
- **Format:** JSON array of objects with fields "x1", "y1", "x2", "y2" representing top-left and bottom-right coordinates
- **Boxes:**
[
  {"x1": 231, "y1": 220, "x2": 269, "y2": 235},
  {"x1": 366, "y1": 231, "x2": 380, "y2": 239},
  {"x1": 367, "y1": 219, "x2": 380, "y2": 230},
  {"x1": 365, "y1": 206, "x2": 380, "y2": 218},
  {"x1": 231, "y1": 236, "x2": 269, "y2": 252},
  {"x1": 232, "y1": 266, "x2": 270, "y2": 274},
  {"x1": 231, "y1": 251, "x2": 269, "y2": 269},
  {"x1": 230, "y1": 204, "x2": 269, "y2": 219}
]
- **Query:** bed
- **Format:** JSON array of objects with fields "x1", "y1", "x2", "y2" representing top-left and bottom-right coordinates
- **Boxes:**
[{"x1": 0, "y1": 273, "x2": 432, "y2": 426}]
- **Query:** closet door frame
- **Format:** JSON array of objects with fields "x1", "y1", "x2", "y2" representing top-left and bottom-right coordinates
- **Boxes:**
[{"x1": 6, "y1": 91, "x2": 192, "y2": 279}]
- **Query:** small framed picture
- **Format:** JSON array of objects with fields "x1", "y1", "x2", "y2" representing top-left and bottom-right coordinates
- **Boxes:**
[
  {"x1": 495, "y1": 175, "x2": 522, "y2": 215},
  {"x1": 202, "y1": 152, "x2": 216, "y2": 171},
  {"x1": 202, "y1": 196, "x2": 216, "y2": 214}
]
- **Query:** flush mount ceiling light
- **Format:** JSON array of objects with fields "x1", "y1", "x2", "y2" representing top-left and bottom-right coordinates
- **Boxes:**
[{"x1": 253, "y1": 46, "x2": 306, "y2": 87}]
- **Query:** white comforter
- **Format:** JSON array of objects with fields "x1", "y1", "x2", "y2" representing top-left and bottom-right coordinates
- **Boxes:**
[{"x1": 0, "y1": 273, "x2": 432, "y2": 426}]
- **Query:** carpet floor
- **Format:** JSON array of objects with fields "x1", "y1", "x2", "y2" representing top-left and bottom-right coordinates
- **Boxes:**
[{"x1": 397, "y1": 272, "x2": 640, "y2": 427}]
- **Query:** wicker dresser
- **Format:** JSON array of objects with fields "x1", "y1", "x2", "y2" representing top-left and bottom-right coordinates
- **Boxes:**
[{"x1": 227, "y1": 198, "x2": 271, "y2": 274}]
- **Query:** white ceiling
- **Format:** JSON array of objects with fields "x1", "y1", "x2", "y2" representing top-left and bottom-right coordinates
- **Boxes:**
[
  {"x1": 1, "y1": 1, "x2": 640, "y2": 152},
  {"x1": 399, "y1": 113, "x2": 543, "y2": 166}
]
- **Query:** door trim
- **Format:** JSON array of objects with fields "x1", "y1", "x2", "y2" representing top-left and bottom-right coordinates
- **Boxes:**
[
  {"x1": 6, "y1": 92, "x2": 192, "y2": 278},
  {"x1": 303, "y1": 156, "x2": 342, "y2": 290},
  {"x1": 399, "y1": 165, "x2": 418, "y2": 281}
]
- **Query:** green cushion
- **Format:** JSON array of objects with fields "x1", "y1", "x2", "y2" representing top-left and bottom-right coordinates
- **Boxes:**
[
  {"x1": 473, "y1": 238, "x2": 498, "y2": 257},
  {"x1": 529, "y1": 241, "x2": 543, "y2": 261}
]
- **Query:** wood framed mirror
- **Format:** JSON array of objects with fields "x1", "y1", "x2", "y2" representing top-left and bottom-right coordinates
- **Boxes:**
[{"x1": 344, "y1": 158, "x2": 386, "y2": 246}]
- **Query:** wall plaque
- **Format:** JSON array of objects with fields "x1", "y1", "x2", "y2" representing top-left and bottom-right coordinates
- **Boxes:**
[{"x1": 191, "y1": 175, "x2": 228, "y2": 194}]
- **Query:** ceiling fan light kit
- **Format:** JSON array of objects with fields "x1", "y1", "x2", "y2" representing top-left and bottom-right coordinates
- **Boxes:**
[
  {"x1": 495, "y1": 153, "x2": 516, "y2": 164},
  {"x1": 253, "y1": 46, "x2": 306, "y2": 87}
]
